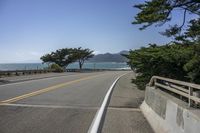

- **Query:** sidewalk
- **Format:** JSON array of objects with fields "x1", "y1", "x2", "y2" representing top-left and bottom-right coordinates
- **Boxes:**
[{"x1": 102, "y1": 72, "x2": 154, "y2": 133}]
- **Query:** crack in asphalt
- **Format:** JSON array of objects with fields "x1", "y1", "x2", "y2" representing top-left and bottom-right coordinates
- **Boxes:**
[{"x1": 1, "y1": 103, "x2": 99, "y2": 110}]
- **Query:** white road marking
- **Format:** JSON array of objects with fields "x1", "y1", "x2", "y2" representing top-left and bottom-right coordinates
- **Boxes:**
[{"x1": 87, "y1": 72, "x2": 131, "y2": 133}]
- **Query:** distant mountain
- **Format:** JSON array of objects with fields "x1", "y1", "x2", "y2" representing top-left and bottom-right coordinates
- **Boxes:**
[
  {"x1": 89, "y1": 51, "x2": 129, "y2": 62},
  {"x1": 119, "y1": 50, "x2": 129, "y2": 55}
]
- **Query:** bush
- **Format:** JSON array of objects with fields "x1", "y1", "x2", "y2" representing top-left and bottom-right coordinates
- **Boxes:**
[
  {"x1": 132, "y1": 73, "x2": 152, "y2": 90},
  {"x1": 126, "y1": 43, "x2": 200, "y2": 90},
  {"x1": 50, "y1": 64, "x2": 64, "y2": 73}
]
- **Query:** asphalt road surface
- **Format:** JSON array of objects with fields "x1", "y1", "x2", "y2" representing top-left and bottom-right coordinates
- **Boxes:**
[{"x1": 0, "y1": 71, "x2": 129, "y2": 133}]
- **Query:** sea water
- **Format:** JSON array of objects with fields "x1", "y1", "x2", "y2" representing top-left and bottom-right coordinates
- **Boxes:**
[{"x1": 0, "y1": 62, "x2": 130, "y2": 71}]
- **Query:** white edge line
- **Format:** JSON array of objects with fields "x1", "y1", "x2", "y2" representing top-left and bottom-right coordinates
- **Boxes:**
[{"x1": 87, "y1": 72, "x2": 131, "y2": 133}]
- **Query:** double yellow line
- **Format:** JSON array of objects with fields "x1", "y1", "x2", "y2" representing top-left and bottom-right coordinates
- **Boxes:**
[{"x1": 0, "y1": 74, "x2": 103, "y2": 105}]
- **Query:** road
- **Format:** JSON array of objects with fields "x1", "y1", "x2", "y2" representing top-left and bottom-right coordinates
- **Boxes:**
[{"x1": 0, "y1": 71, "x2": 129, "y2": 133}]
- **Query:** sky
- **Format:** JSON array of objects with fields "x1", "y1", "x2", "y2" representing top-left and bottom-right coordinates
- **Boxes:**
[{"x1": 0, "y1": 0, "x2": 174, "y2": 63}]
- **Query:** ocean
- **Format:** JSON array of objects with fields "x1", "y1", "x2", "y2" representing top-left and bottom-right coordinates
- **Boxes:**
[{"x1": 0, "y1": 62, "x2": 130, "y2": 71}]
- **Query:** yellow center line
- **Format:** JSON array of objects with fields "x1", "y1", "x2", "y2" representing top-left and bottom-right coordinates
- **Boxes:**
[{"x1": 0, "y1": 73, "x2": 105, "y2": 105}]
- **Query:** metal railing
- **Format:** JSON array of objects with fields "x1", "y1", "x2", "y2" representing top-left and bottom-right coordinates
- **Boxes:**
[
  {"x1": 149, "y1": 76, "x2": 200, "y2": 107},
  {"x1": 0, "y1": 69, "x2": 53, "y2": 77}
]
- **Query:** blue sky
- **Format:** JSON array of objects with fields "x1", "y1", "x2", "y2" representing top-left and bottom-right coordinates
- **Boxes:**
[{"x1": 0, "y1": 0, "x2": 173, "y2": 63}]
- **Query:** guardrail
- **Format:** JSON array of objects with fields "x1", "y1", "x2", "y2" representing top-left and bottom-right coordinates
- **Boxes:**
[
  {"x1": 66, "y1": 68, "x2": 131, "y2": 72},
  {"x1": 149, "y1": 76, "x2": 200, "y2": 107},
  {"x1": 0, "y1": 69, "x2": 53, "y2": 77}
]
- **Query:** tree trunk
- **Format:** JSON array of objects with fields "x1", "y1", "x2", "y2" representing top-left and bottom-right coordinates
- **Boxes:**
[{"x1": 79, "y1": 61, "x2": 82, "y2": 70}]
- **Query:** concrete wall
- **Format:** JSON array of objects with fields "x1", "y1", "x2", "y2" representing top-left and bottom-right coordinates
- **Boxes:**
[{"x1": 141, "y1": 86, "x2": 200, "y2": 133}]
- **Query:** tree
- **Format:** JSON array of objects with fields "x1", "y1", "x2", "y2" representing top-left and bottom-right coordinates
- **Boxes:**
[
  {"x1": 126, "y1": 0, "x2": 200, "y2": 89},
  {"x1": 71, "y1": 47, "x2": 94, "y2": 69},
  {"x1": 40, "y1": 53, "x2": 54, "y2": 66},
  {"x1": 163, "y1": 18, "x2": 200, "y2": 43},
  {"x1": 40, "y1": 47, "x2": 94, "y2": 70},
  {"x1": 51, "y1": 48, "x2": 76, "y2": 67},
  {"x1": 40, "y1": 48, "x2": 76, "y2": 68},
  {"x1": 126, "y1": 43, "x2": 194, "y2": 89},
  {"x1": 133, "y1": 0, "x2": 200, "y2": 41},
  {"x1": 133, "y1": 2, "x2": 200, "y2": 82},
  {"x1": 183, "y1": 44, "x2": 200, "y2": 83}
]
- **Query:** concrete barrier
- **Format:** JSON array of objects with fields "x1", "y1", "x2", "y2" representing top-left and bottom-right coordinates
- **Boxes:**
[{"x1": 141, "y1": 86, "x2": 200, "y2": 133}]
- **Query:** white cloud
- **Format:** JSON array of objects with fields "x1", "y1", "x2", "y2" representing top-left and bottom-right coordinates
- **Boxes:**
[
  {"x1": 93, "y1": 50, "x2": 101, "y2": 55},
  {"x1": 29, "y1": 51, "x2": 42, "y2": 56}
]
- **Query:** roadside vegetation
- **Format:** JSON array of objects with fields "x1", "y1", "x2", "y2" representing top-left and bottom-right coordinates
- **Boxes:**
[
  {"x1": 126, "y1": 0, "x2": 200, "y2": 89},
  {"x1": 40, "y1": 47, "x2": 94, "y2": 71},
  {"x1": 49, "y1": 63, "x2": 64, "y2": 73}
]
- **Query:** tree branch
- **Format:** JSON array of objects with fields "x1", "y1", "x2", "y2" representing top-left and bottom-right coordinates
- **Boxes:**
[{"x1": 180, "y1": 9, "x2": 187, "y2": 29}]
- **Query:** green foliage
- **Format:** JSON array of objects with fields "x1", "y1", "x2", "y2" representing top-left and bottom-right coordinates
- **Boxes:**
[
  {"x1": 40, "y1": 53, "x2": 54, "y2": 64},
  {"x1": 130, "y1": 0, "x2": 200, "y2": 89},
  {"x1": 40, "y1": 48, "x2": 75, "y2": 67},
  {"x1": 71, "y1": 47, "x2": 94, "y2": 69},
  {"x1": 133, "y1": 0, "x2": 172, "y2": 30},
  {"x1": 41, "y1": 47, "x2": 94, "y2": 70},
  {"x1": 50, "y1": 63, "x2": 64, "y2": 73},
  {"x1": 184, "y1": 19, "x2": 200, "y2": 42},
  {"x1": 163, "y1": 19, "x2": 200, "y2": 43},
  {"x1": 132, "y1": 74, "x2": 152, "y2": 90},
  {"x1": 126, "y1": 43, "x2": 200, "y2": 89},
  {"x1": 133, "y1": 0, "x2": 200, "y2": 42},
  {"x1": 183, "y1": 44, "x2": 200, "y2": 83}
]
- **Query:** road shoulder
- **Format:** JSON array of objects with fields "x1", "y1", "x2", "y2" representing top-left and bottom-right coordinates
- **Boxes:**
[{"x1": 102, "y1": 72, "x2": 154, "y2": 133}]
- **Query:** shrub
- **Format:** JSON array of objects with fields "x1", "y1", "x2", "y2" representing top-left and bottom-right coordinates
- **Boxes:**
[
  {"x1": 126, "y1": 43, "x2": 200, "y2": 90},
  {"x1": 50, "y1": 64, "x2": 64, "y2": 73}
]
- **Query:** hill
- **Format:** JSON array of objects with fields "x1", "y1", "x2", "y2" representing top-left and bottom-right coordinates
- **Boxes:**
[{"x1": 89, "y1": 51, "x2": 129, "y2": 62}]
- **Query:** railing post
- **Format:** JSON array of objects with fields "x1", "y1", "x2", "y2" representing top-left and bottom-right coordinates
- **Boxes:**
[
  {"x1": 189, "y1": 87, "x2": 193, "y2": 107},
  {"x1": 154, "y1": 78, "x2": 157, "y2": 89}
]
